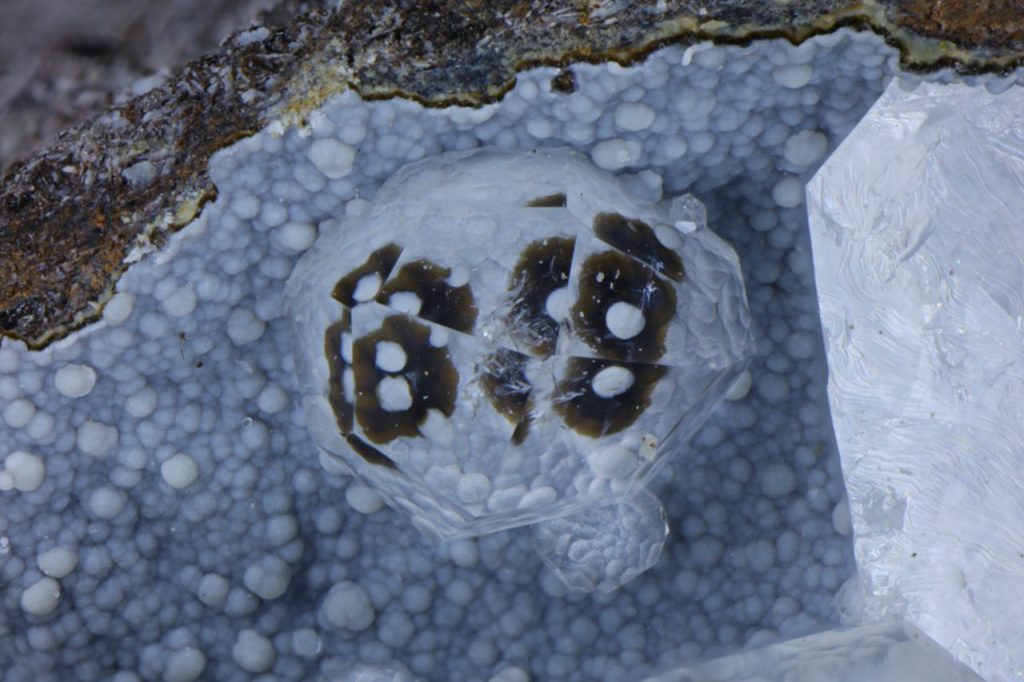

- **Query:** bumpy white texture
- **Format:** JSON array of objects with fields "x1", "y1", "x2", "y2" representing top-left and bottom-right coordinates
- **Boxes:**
[
  {"x1": 643, "y1": 619, "x2": 983, "y2": 682},
  {"x1": 0, "y1": 29, "x2": 909, "y2": 682},
  {"x1": 532, "y1": 490, "x2": 668, "y2": 593},
  {"x1": 286, "y1": 146, "x2": 753, "y2": 539},
  {"x1": 808, "y1": 78, "x2": 1024, "y2": 680}
]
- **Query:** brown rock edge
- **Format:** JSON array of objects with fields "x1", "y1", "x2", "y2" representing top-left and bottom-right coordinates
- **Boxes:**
[{"x1": 2, "y1": 0, "x2": 1023, "y2": 350}]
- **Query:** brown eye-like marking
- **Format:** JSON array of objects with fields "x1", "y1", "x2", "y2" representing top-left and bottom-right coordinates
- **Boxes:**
[
  {"x1": 332, "y1": 243, "x2": 403, "y2": 306},
  {"x1": 571, "y1": 251, "x2": 676, "y2": 364},
  {"x1": 594, "y1": 213, "x2": 685, "y2": 282},
  {"x1": 553, "y1": 357, "x2": 668, "y2": 437},
  {"x1": 352, "y1": 315, "x2": 459, "y2": 445},
  {"x1": 377, "y1": 260, "x2": 478, "y2": 334},
  {"x1": 345, "y1": 434, "x2": 399, "y2": 470},
  {"x1": 526, "y1": 193, "x2": 567, "y2": 208},
  {"x1": 508, "y1": 237, "x2": 576, "y2": 358},
  {"x1": 324, "y1": 308, "x2": 353, "y2": 435},
  {"x1": 479, "y1": 348, "x2": 533, "y2": 445}
]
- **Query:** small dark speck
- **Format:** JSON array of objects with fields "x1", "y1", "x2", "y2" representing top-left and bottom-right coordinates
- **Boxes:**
[
  {"x1": 551, "y1": 69, "x2": 576, "y2": 94},
  {"x1": 195, "y1": 361, "x2": 204, "y2": 368}
]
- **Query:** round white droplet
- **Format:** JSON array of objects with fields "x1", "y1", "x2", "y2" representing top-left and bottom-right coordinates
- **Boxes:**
[
  {"x1": 197, "y1": 573, "x2": 229, "y2": 608},
  {"x1": 545, "y1": 287, "x2": 570, "y2": 322},
  {"x1": 346, "y1": 484, "x2": 384, "y2": 514},
  {"x1": 447, "y1": 265, "x2": 470, "y2": 287},
  {"x1": 352, "y1": 274, "x2": 381, "y2": 303},
  {"x1": 126, "y1": 386, "x2": 158, "y2": 418},
  {"x1": 783, "y1": 130, "x2": 829, "y2": 167},
  {"x1": 38, "y1": 547, "x2": 77, "y2": 578},
  {"x1": 654, "y1": 223, "x2": 683, "y2": 249},
  {"x1": 227, "y1": 308, "x2": 266, "y2": 345},
  {"x1": 4, "y1": 451, "x2": 45, "y2": 491},
  {"x1": 3, "y1": 398, "x2": 35, "y2": 428},
  {"x1": 77, "y1": 420, "x2": 119, "y2": 458},
  {"x1": 54, "y1": 364, "x2": 98, "y2": 398},
  {"x1": 418, "y1": 408, "x2": 454, "y2": 446},
  {"x1": 307, "y1": 138, "x2": 356, "y2": 179},
  {"x1": 291, "y1": 628, "x2": 321, "y2": 658},
  {"x1": 488, "y1": 666, "x2": 531, "y2": 682},
  {"x1": 161, "y1": 285, "x2": 197, "y2": 318},
  {"x1": 772, "y1": 177, "x2": 805, "y2": 208},
  {"x1": 21, "y1": 577, "x2": 60, "y2": 616},
  {"x1": 165, "y1": 648, "x2": 206, "y2": 682},
  {"x1": 87, "y1": 486, "x2": 127, "y2": 519},
  {"x1": 388, "y1": 291, "x2": 422, "y2": 315},
  {"x1": 591, "y1": 365, "x2": 635, "y2": 398},
  {"x1": 772, "y1": 63, "x2": 813, "y2": 89},
  {"x1": 591, "y1": 139, "x2": 642, "y2": 171},
  {"x1": 759, "y1": 462, "x2": 798, "y2": 498},
  {"x1": 161, "y1": 453, "x2": 199, "y2": 489},
  {"x1": 321, "y1": 581, "x2": 375, "y2": 631},
  {"x1": 102, "y1": 292, "x2": 135, "y2": 324},
  {"x1": 232, "y1": 629, "x2": 276, "y2": 673},
  {"x1": 428, "y1": 326, "x2": 449, "y2": 347},
  {"x1": 613, "y1": 102, "x2": 656, "y2": 132},
  {"x1": 377, "y1": 377, "x2": 413, "y2": 412},
  {"x1": 375, "y1": 341, "x2": 407, "y2": 373},
  {"x1": 605, "y1": 302, "x2": 645, "y2": 339},
  {"x1": 456, "y1": 473, "x2": 492, "y2": 505},
  {"x1": 726, "y1": 369, "x2": 752, "y2": 401},
  {"x1": 275, "y1": 221, "x2": 317, "y2": 252},
  {"x1": 243, "y1": 556, "x2": 292, "y2": 601},
  {"x1": 588, "y1": 444, "x2": 638, "y2": 479}
]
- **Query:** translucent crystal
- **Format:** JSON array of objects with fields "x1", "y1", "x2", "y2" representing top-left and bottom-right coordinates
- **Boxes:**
[
  {"x1": 286, "y1": 147, "x2": 753, "y2": 539},
  {"x1": 532, "y1": 489, "x2": 668, "y2": 593},
  {"x1": 808, "y1": 79, "x2": 1024, "y2": 680}
]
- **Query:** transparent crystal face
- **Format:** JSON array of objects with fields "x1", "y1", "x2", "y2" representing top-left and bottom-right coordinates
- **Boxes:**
[{"x1": 286, "y1": 147, "x2": 754, "y2": 538}]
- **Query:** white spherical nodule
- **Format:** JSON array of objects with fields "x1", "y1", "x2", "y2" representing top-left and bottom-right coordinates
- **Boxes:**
[
  {"x1": 591, "y1": 365, "x2": 635, "y2": 398},
  {"x1": 21, "y1": 577, "x2": 61, "y2": 616},
  {"x1": 320, "y1": 581, "x2": 376, "y2": 631},
  {"x1": 275, "y1": 221, "x2": 317, "y2": 252},
  {"x1": 345, "y1": 484, "x2": 384, "y2": 514},
  {"x1": 87, "y1": 486, "x2": 127, "y2": 519},
  {"x1": 605, "y1": 301, "x2": 646, "y2": 340},
  {"x1": 164, "y1": 648, "x2": 206, "y2": 682},
  {"x1": 613, "y1": 102, "x2": 656, "y2": 132},
  {"x1": 772, "y1": 63, "x2": 813, "y2": 89},
  {"x1": 54, "y1": 363, "x2": 98, "y2": 398},
  {"x1": 544, "y1": 287, "x2": 570, "y2": 322},
  {"x1": 307, "y1": 138, "x2": 356, "y2": 179},
  {"x1": 783, "y1": 130, "x2": 829, "y2": 168},
  {"x1": 759, "y1": 462, "x2": 798, "y2": 499},
  {"x1": 4, "y1": 450, "x2": 45, "y2": 492},
  {"x1": 771, "y1": 177, "x2": 805, "y2": 208},
  {"x1": 37, "y1": 546, "x2": 78, "y2": 578},
  {"x1": 488, "y1": 666, "x2": 531, "y2": 682},
  {"x1": 161, "y1": 285, "x2": 198, "y2": 318},
  {"x1": 376, "y1": 376, "x2": 413, "y2": 412},
  {"x1": 126, "y1": 386, "x2": 159, "y2": 418},
  {"x1": 232, "y1": 629, "x2": 276, "y2": 674},
  {"x1": 588, "y1": 444, "x2": 638, "y2": 480},
  {"x1": 591, "y1": 139, "x2": 643, "y2": 171},
  {"x1": 725, "y1": 369, "x2": 752, "y2": 401},
  {"x1": 102, "y1": 291, "x2": 135, "y2": 325},
  {"x1": 243, "y1": 556, "x2": 292, "y2": 601},
  {"x1": 352, "y1": 273, "x2": 381, "y2": 303},
  {"x1": 374, "y1": 341, "x2": 407, "y2": 373},
  {"x1": 77, "y1": 420, "x2": 119, "y2": 458},
  {"x1": 160, "y1": 453, "x2": 199, "y2": 490},
  {"x1": 197, "y1": 573, "x2": 230, "y2": 609},
  {"x1": 226, "y1": 308, "x2": 266, "y2": 346},
  {"x1": 387, "y1": 291, "x2": 422, "y2": 315},
  {"x1": 456, "y1": 473, "x2": 492, "y2": 505},
  {"x1": 3, "y1": 398, "x2": 35, "y2": 428}
]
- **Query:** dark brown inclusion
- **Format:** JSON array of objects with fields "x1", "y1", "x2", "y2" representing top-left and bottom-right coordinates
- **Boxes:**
[
  {"x1": 594, "y1": 212, "x2": 685, "y2": 282},
  {"x1": 345, "y1": 434, "x2": 398, "y2": 470},
  {"x1": 525, "y1": 193, "x2": 567, "y2": 208},
  {"x1": 553, "y1": 358, "x2": 667, "y2": 437},
  {"x1": 324, "y1": 309, "x2": 353, "y2": 434},
  {"x1": 508, "y1": 236, "x2": 575, "y2": 357},
  {"x1": 571, "y1": 251, "x2": 676, "y2": 364},
  {"x1": 479, "y1": 348, "x2": 533, "y2": 445},
  {"x1": 377, "y1": 259, "x2": 478, "y2": 334},
  {"x1": 352, "y1": 315, "x2": 459, "y2": 445},
  {"x1": 331, "y1": 243, "x2": 403, "y2": 306}
]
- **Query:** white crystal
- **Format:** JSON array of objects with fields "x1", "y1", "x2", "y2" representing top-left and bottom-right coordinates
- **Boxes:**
[{"x1": 808, "y1": 79, "x2": 1024, "y2": 681}]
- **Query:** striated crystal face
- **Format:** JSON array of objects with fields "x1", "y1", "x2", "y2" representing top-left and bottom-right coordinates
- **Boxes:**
[
  {"x1": 286, "y1": 147, "x2": 753, "y2": 539},
  {"x1": 808, "y1": 79, "x2": 1024, "y2": 680}
]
